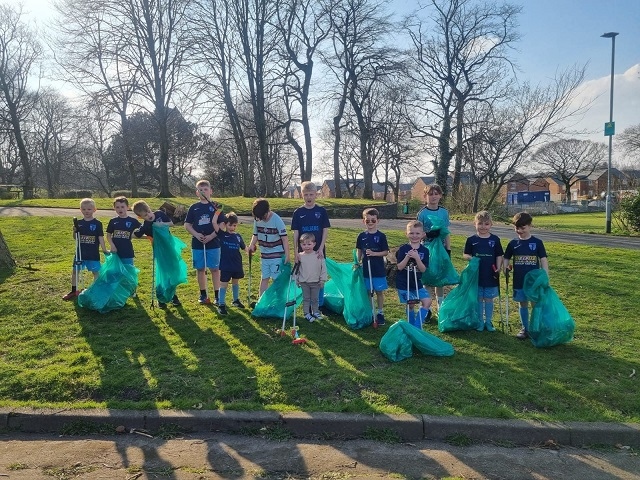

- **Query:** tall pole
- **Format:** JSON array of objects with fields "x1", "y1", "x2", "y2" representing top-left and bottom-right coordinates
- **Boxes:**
[{"x1": 602, "y1": 32, "x2": 618, "y2": 234}]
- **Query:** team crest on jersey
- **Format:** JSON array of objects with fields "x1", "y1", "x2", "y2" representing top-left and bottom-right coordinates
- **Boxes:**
[
  {"x1": 90, "y1": 224, "x2": 96, "y2": 231},
  {"x1": 208, "y1": 205, "x2": 213, "y2": 212},
  {"x1": 126, "y1": 221, "x2": 132, "y2": 228},
  {"x1": 489, "y1": 240, "x2": 495, "y2": 248},
  {"x1": 315, "y1": 212, "x2": 321, "y2": 219},
  {"x1": 529, "y1": 243, "x2": 536, "y2": 251}
]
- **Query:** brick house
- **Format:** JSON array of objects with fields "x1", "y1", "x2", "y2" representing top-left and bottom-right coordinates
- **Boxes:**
[
  {"x1": 570, "y1": 168, "x2": 625, "y2": 201},
  {"x1": 320, "y1": 179, "x2": 391, "y2": 199},
  {"x1": 544, "y1": 176, "x2": 569, "y2": 202}
]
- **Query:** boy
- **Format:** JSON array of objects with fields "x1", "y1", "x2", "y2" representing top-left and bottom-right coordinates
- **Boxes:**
[
  {"x1": 356, "y1": 208, "x2": 389, "y2": 326},
  {"x1": 132, "y1": 200, "x2": 182, "y2": 308},
  {"x1": 291, "y1": 181, "x2": 330, "y2": 313},
  {"x1": 396, "y1": 221, "x2": 432, "y2": 328},
  {"x1": 503, "y1": 212, "x2": 549, "y2": 340},
  {"x1": 106, "y1": 196, "x2": 142, "y2": 266},
  {"x1": 212, "y1": 210, "x2": 247, "y2": 315},
  {"x1": 463, "y1": 211, "x2": 504, "y2": 332},
  {"x1": 184, "y1": 180, "x2": 226, "y2": 305},
  {"x1": 247, "y1": 198, "x2": 290, "y2": 297},
  {"x1": 295, "y1": 233, "x2": 328, "y2": 322},
  {"x1": 417, "y1": 183, "x2": 450, "y2": 307},
  {"x1": 62, "y1": 198, "x2": 108, "y2": 300}
]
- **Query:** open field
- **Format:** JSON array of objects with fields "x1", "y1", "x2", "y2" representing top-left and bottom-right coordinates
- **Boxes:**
[{"x1": 0, "y1": 214, "x2": 638, "y2": 423}]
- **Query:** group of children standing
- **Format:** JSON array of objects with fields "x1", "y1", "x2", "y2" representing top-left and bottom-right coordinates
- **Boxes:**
[{"x1": 62, "y1": 181, "x2": 548, "y2": 340}]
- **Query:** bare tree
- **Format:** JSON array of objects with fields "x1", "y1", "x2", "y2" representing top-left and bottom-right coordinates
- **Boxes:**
[
  {"x1": 403, "y1": 0, "x2": 520, "y2": 196},
  {"x1": 533, "y1": 139, "x2": 607, "y2": 203},
  {"x1": 618, "y1": 124, "x2": 640, "y2": 159},
  {"x1": 0, "y1": 4, "x2": 42, "y2": 198}
]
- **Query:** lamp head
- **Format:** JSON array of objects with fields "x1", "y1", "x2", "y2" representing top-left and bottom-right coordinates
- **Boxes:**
[{"x1": 601, "y1": 32, "x2": 619, "y2": 38}]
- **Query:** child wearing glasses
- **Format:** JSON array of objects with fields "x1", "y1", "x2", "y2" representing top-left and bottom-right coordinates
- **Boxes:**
[{"x1": 356, "y1": 208, "x2": 389, "y2": 325}]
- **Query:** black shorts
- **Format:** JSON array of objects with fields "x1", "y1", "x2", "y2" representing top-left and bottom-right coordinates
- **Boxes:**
[{"x1": 220, "y1": 270, "x2": 244, "y2": 283}]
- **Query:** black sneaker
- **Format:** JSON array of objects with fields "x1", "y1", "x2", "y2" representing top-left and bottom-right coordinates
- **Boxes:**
[
  {"x1": 516, "y1": 328, "x2": 529, "y2": 340},
  {"x1": 171, "y1": 296, "x2": 182, "y2": 306},
  {"x1": 158, "y1": 302, "x2": 167, "y2": 308},
  {"x1": 199, "y1": 294, "x2": 211, "y2": 305},
  {"x1": 319, "y1": 305, "x2": 332, "y2": 316},
  {"x1": 376, "y1": 313, "x2": 386, "y2": 326},
  {"x1": 232, "y1": 299, "x2": 245, "y2": 308},
  {"x1": 218, "y1": 304, "x2": 228, "y2": 315}
]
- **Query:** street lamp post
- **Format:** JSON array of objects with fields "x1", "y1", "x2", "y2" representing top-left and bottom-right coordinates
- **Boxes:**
[{"x1": 601, "y1": 31, "x2": 618, "y2": 234}]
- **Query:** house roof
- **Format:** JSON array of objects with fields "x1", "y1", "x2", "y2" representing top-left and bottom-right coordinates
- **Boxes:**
[{"x1": 322, "y1": 179, "x2": 388, "y2": 193}]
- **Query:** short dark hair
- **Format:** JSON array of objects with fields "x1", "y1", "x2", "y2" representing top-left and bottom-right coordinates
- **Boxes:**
[
  {"x1": 252, "y1": 198, "x2": 270, "y2": 220},
  {"x1": 362, "y1": 208, "x2": 379, "y2": 219},
  {"x1": 226, "y1": 211, "x2": 239, "y2": 224},
  {"x1": 113, "y1": 196, "x2": 129, "y2": 206},
  {"x1": 513, "y1": 212, "x2": 533, "y2": 228}
]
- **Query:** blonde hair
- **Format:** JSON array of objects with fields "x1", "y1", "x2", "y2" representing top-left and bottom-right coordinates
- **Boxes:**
[
  {"x1": 301, "y1": 181, "x2": 316, "y2": 193},
  {"x1": 300, "y1": 232, "x2": 316, "y2": 244},
  {"x1": 80, "y1": 198, "x2": 96, "y2": 209},
  {"x1": 475, "y1": 210, "x2": 492, "y2": 223},
  {"x1": 132, "y1": 200, "x2": 152, "y2": 217},
  {"x1": 196, "y1": 179, "x2": 210, "y2": 189},
  {"x1": 406, "y1": 220, "x2": 423, "y2": 231}
]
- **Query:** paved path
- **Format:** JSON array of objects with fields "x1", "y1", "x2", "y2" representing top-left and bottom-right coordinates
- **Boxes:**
[{"x1": 3, "y1": 206, "x2": 639, "y2": 250}]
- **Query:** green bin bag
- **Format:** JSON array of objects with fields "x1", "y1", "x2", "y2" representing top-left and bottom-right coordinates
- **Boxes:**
[
  {"x1": 438, "y1": 257, "x2": 482, "y2": 332},
  {"x1": 252, "y1": 260, "x2": 302, "y2": 319},
  {"x1": 322, "y1": 279, "x2": 345, "y2": 314},
  {"x1": 325, "y1": 250, "x2": 373, "y2": 329},
  {"x1": 421, "y1": 216, "x2": 459, "y2": 287},
  {"x1": 523, "y1": 269, "x2": 575, "y2": 348},
  {"x1": 380, "y1": 321, "x2": 454, "y2": 362},
  {"x1": 152, "y1": 223, "x2": 188, "y2": 303},
  {"x1": 78, "y1": 253, "x2": 139, "y2": 313}
]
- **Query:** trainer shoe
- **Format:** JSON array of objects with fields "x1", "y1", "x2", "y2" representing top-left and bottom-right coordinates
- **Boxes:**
[
  {"x1": 423, "y1": 310, "x2": 432, "y2": 324},
  {"x1": 218, "y1": 304, "x2": 228, "y2": 315},
  {"x1": 158, "y1": 302, "x2": 167, "y2": 308},
  {"x1": 319, "y1": 305, "x2": 332, "y2": 316},
  {"x1": 232, "y1": 299, "x2": 245, "y2": 309},
  {"x1": 476, "y1": 321, "x2": 485, "y2": 332},
  {"x1": 312, "y1": 311, "x2": 324, "y2": 320},
  {"x1": 198, "y1": 294, "x2": 210, "y2": 305},
  {"x1": 130, "y1": 291, "x2": 137, "y2": 298},
  {"x1": 516, "y1": 328, "x2": 529, "y2": 340},
  {"x1": 62, "y1": 290, "x2": 78, "y2": 301},
  {"x1": 171, "y1": 295, "x2": 182, "y2": 307},
  {"x1": 376, "y1": 313, "x2": 386, "y2": 326},
  {"x1": 486, "y1": 321, "x2": 496, "y2": 332},
  {"x1": 305, "y1": 313, "x2": 315, "y2": 323}
]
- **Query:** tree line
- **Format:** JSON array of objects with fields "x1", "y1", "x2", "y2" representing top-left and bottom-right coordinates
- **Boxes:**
[{"x1": 0, "y1": 0, "x2": 637, "y2": 210}]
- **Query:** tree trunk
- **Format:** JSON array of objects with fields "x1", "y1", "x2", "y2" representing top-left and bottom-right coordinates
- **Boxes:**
[
  {"x1": 437, "y1": 115, "x2": 453, "y2": 196},
  {"x1": 0, "y1": 230, "x2": 16, "y2": 270}
]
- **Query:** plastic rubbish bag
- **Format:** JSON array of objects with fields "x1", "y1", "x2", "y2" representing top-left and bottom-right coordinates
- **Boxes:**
[
  {"x1": 152, "y1": 223, "x2": 188, "y2": 303},
  {"x1": 325, "y1": 250, "x2": 373, "y2": 329},
  {"x1": 322, "y1": 279, "x2": 344, "y2": 314},
  {"x1": 78, "y1": 253, "x2": 139, "y2": 313},
  {"x1": 380, "y1": 321, "x2": 454, "y2": 362},
  {"x1": 523, "y1": 269, "x2": 575, "y2": 348},
  {"x1": 438, "y1": 257, "x2": 482, "y2": 332},
  {"x1": 252, "y1": 260, "x2": 302, "y2": 319},
  {"x1": 421, "y1": 216, "x2": 459, "y2": 287}
]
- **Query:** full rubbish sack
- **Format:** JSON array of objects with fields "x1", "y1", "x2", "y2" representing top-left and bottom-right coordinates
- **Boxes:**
[
  {"x1": 380, "y1": 321, "x2": 454, "y2": 362},
  {"x1": 438, "y1": 257, "x2": 482, "y2": 332},
  {"x1": 78, "y1": 253, "x2": 139, "y2": 313},
  {"x1": 421, "y1": 216, "x2": 459, "y2": 287}
]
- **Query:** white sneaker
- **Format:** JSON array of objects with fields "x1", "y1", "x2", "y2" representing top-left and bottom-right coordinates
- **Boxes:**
[
  {"x1": 305, "y1": 313, "x2": 315, "y2": 323},
  {"x1": 312, "y1": 312, "x2": 324, "y2": 320}
]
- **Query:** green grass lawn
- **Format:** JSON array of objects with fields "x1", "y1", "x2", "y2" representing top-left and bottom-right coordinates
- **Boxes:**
[{"x1": 0, "y1": 215, "x2": 638, "y2": 424}]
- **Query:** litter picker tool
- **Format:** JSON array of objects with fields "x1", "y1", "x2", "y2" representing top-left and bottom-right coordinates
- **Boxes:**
[
  {"x1": 366, "y1": 244, "x2": 377, "y2": 329},
  {"x1": 247, "y1": 250, "x2": 254, "y2": 308},
  {"x1": 493, "y1": 265, "x2": 505, "y2": 332},
  {"x1": 150, "y1": 238, "x2": 156, "y2": 309},
  {"x1": 73, "y1": 217, "x2": 84, "y2": 292},
  {"x1": 504, "y1": 265, "x2": 512, "y2": 333},
  {"x1": 280, "y1": 262, "x2": 306, "y2": 345}
]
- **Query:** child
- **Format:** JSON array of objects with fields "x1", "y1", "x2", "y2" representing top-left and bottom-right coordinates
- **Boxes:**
[
  {"x1": 62, "y1": 198, "x2": 108, "y2": 300},
  {"x1": 396, "y1": 221, "x2": 432, "y2": 328},
  {"x1": 184, "y1": 180, "x2": 226, "y2": 305},
  {"x1": 503, "y1": 212, "x2": 549, "y2": 340},
  {"x1": 132, "y1": 200, "x2": 182, "y2": 308},
  {"x1": 463, "y1": 211, "x2": 504, "y2": 332},
  {"x1": 212, "y1": 210, "x2": 247, "y2": 315},
  {"x1": 291, "y1": 181, "x2": 330, "y2": 313},
  {"x1": 416, "y1": 183, "x2": 450, "y2": 308},
  {"x1": 356, "y1": 208, "x2": 389, "y2": 326},
  {"x1": 247, "y1": 198, "x2": 290, "y2": 297},
  {"x1": 295, "y1": 233, "x2": 328, "y2": 322},
  {"x1": 106, "y1": 196, "x2": 142, "y2": 266}
]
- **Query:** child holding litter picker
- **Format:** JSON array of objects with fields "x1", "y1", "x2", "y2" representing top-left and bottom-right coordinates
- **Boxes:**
[
  {"x1": 184, "y1": 179, "x2": 226, "y2": 305},
  {"x1": 62, "y1": 198, "x2": 108, "y2": 300},
  {"x1": 212, "y1": 210, "x2": 247, "y2": 315},
  {"x1": 295, "y1": 233, "x2": 328, "y2": 322},
  {"x1": 503, "y1": 212, "x2": 549, "y2": 340},
  {"x1": 396, "y1": 221, "x2": 432, "y2": 328},
  {"x1": 463, "y1": 211, "x2": 504, "y2": 332},
  {"x1": 356, "y1": 208, "x2": 389, "y2": 326},
  {"x1": 106, "y1": 196, "x2": 142, "y2": 266},
  {"x1": 132, "y1": 200, "x2": 182, "y2": 308}
]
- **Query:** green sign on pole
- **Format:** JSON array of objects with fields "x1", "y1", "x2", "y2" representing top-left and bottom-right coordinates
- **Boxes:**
[{"x1": 604, "y1": 121, "x2": 615, "y2": 136}]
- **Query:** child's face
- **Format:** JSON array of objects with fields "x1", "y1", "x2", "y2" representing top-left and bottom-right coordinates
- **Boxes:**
[
  {"x1": 515, "y1": 223, "x2": 532, "y2": 239},
  {"x1": 114, "y1": 202, "x2": 128, "y2": 217},
  {"x1": 406, "y1": 227, "x2": 424, "y2": 243},
  {"x1": 197, "y1": 185, "x2": 212, "y2": 201},
  {"x1": 80, "y1": 203, "x2": 96, "y2": 219},
  {"x1": 363, "y1": 215, "x2": 378, "y2": 231},
  {"x1": 475, "y1": 220, "x2": 492, "y2": 236},
  {"x1": 302, "y1": 190, "x2": 317, "y2": 206},
  {"x1": 142, "y1": 210, "x2": 155, "y2": 222},
  {"x1": 227, "y1": 222, "x2": 238, "y2": 233},
  {"x1": 425, "y1": 189, "x2": 442, "y2": 207},
  {"x1": 301, "y1": 239, "x2": 315, "y2": 253}
]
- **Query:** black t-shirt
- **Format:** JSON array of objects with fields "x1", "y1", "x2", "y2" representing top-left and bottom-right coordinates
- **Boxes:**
[
  {"x1": 76, "y1": 218, "x2": 104, "y2": 261},
  {"x1": 107, "y1": 216, "x2": 142, "y2": 259}
]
